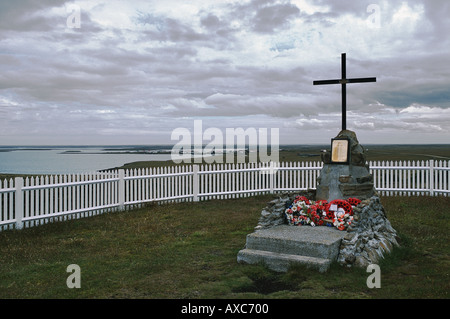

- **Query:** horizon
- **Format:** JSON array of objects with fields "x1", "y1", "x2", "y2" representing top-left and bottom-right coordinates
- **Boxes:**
[{"x1": 1, "y1": 143, "x2": 450, "y2": 147}]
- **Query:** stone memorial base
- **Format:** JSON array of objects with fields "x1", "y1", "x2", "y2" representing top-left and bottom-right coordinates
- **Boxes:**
[
  {"x1": 237, "y1": 225, "x2": 346, "y2": 273},
  {"x1": 238, "y1": 193, "x2": 400, "y2": 271},
  {"x1": 237, "y1": 130, "x2": 399, "y2": 271}
]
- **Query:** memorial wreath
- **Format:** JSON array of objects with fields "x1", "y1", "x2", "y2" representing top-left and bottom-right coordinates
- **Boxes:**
[{"x1": 285, "y1": 196, "x2": 361, "y2": 231}]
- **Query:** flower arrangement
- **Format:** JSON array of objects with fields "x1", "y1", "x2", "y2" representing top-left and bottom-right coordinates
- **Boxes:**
[{"x1": 285, "y1": 196, "x2": 361, "y2": 231}]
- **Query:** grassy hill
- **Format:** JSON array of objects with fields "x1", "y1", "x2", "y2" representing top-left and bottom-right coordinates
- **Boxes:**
[{"x1": 0, "y1": 194, "x2": 448, "y2": 299}]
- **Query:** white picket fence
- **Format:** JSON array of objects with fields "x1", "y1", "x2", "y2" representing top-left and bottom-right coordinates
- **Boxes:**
[{"x1": 0, "y1": 160, "x2": 448, "y2": 231}]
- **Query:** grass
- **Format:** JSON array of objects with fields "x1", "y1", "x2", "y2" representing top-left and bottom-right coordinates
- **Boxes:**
[{"x1": 0, "y1": 194, "x2": 448, "y2": 299}]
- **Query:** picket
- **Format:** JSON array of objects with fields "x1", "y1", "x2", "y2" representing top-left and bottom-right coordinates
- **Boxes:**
[{"x1": 0, "y1": 160, "x2": 449, "y2": 231}]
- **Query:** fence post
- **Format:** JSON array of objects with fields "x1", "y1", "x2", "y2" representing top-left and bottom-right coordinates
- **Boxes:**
[
  {"x1": 269, "y1": 162, "x2": 275, "y2": 194},
  {"x1": 193, "y1": 165, "x2": 199, "y2": 202},
  {"x1": 118, "y1": 169, "x2": 125, "y2": 210},
  {"x1": 15, "y1": 177, "x2": 24, "y2": 230},
  {"x1": 429, "y1": 160, "x2": 434, "y2": 196}
]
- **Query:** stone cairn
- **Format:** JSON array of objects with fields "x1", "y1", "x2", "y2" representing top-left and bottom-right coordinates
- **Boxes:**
[
  {"x1": 316, "y1": 130, "x2": 375, "y2": 201},
  {"x1": 255, "y1": 130, "x2": 400, "y2": 268}
]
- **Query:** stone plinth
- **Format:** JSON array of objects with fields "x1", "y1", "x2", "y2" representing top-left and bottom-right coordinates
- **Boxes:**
[
  {"x1": 237, "y1": 225, "x2": 346, "y2": 272},
  {"x1": 316, "y1": 130, "x2": 375, "y2": 201},
  {"x1": 238, "y1": 130, "x2": 399, "y2": 271}
]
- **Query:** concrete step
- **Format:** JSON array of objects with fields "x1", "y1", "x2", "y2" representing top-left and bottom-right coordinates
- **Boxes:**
[
  {"x1": 237, "y1": 248, "x2": 332, "y2": 273},
  {"x1": 245, "y1": 225, "x2": 346, "y2": 260},
  {"x1": 237, "y1": 225, "x2": 346, "y2": 272}
]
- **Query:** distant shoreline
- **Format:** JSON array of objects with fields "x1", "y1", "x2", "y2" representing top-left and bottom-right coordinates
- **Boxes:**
[{"x1": 1, "y1": 144, "x2": 449, "y2": 177}]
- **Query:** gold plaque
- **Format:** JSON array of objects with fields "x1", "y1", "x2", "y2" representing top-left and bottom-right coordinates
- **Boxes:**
[{"x1": 331, "y1": 139, "x2": 349, "y2": 163}]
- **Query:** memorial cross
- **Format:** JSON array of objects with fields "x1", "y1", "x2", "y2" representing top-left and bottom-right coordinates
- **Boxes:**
[{"x1": 313, "y1": 53, "x2": 376, "y2": 130}]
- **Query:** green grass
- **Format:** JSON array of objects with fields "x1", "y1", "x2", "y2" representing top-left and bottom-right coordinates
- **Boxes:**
[{"x1": 0, "y1": 195, "x2": 448, "y2": 299}]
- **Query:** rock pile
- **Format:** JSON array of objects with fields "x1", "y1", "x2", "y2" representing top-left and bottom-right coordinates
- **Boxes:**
[
  {"x1": 253, "y1": 191, "x2": 400, "y2": 268},
  {"x1": 254, "y1": 190, "x2": 315, "y2": 231},
  {"x1": 337, "y1": 195, "x2": 400, "y2": 267}
]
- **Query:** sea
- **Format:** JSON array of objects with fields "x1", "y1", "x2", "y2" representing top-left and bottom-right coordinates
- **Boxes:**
[
  {"x1": 2, "y1": 144, "x2": 448, "y2": 175},
  {"x1": 0, "y1": 145, "x2": 176, "y2": 175}
]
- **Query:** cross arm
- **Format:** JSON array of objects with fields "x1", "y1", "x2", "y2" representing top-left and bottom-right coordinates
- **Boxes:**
[
  {"x1": 347, "y1": 77, "x2": 376, "y2": 83},
  {"x1": 313, "y1": 79, "x2": 341, "y2": 85},
  {"x1": 314, "y1": 77, "x2": 376, "y2": 85}
]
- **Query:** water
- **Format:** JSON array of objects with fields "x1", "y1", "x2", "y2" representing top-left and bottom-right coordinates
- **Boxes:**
[{"x1": 0, "y1": 146, "x2": 174, "y2": 175}]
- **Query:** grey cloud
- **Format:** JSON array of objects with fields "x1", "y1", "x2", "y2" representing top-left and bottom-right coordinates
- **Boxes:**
[
  {"x1": 199, "y1": 12, "x2": 238, "y2": 41},
  {"x1": 200, "y1": 13, "x2": 221, "y2": 29},
  {"x1": 299, "y1": 11, "x2": 338, "y2": 27},
  {"x1": 0, "y1": 0, "x2": 449, "y2": 145},
  {"x1": 168, "y1": 92, "x2": 318, "y2": 119},
  {"x1": 373, "y1": 53, "x2": 450, "y2": 108},
  {"x1": 229, "y1": 0, "x2": 300, "y2": 33},
  {"x1": 309, "y1": 0, "x2": 404, "y2": 19},
  {"x1": 0, "y1": 0, "x2": 66, "y2": 31},
  {"x1": 135, "y1": 12, "x2": 206, "y2": 43},
  {"x1": 378, "y1": 85, "x2": 450, "y2": 109},
  {"x1": 134, "y1": 11, "x2": 237, "y2": 52},
  {"x1": 252, "y1": 1, "x2": 300, "y2": 33},
  {"x1": 420, "y1": 1, "x2": 450, "y2": 44},
  {"x1": 0, "y1": 0, "x2": 104, "y2": 40},
  {"x1": 312, "y1": 0, "x2": 373, "y2": 16}
]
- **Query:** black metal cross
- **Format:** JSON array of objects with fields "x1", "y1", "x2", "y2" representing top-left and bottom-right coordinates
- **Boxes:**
[{"x1": 313, "y1": 53, "x2": 376, "y2": 130}]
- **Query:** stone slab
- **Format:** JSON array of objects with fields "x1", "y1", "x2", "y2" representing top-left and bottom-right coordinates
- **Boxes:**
[
  {"x1": 245, "y1": 225, "x2": 346, "y2": 259},
  {"x1": 237, "y1": 225, "x2": 346, "y2": 272},
  {"x1": 237, "y1": 248, "x2": 331, "y2": 273}
]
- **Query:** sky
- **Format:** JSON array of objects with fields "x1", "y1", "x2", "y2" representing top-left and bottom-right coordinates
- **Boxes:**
[{"x1": 0, "y1": 0, "x2": 449, "y2": 146}]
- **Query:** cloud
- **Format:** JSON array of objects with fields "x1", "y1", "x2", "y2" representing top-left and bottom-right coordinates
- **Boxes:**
[
  {"x1": 0, "y1": 0, "x2": 449, "y2": 145},
  {"x1": 251, "y1": 1, "x2": 301, "y2": 33}
]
